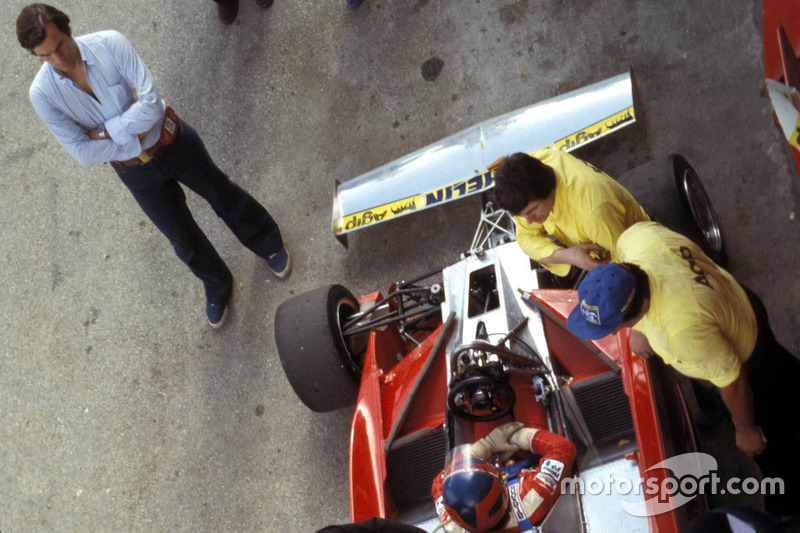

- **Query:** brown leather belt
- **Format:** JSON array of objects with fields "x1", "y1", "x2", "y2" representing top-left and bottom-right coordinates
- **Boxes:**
[{"x1": 113, "y1": 140, "x2": 164, "y2": 166}]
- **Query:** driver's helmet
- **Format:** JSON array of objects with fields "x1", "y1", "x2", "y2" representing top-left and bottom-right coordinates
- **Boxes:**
[{"x1": 441, "y1": 444, "x2": 508, "y2": 532}]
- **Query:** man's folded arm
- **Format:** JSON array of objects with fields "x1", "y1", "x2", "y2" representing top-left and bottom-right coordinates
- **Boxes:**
[
  {"x1": 103, "y1": 30, "x2": 162, "y2": 144},
  {"x1": 31, "y1": 88, "x2": 142, "y2": 167}
]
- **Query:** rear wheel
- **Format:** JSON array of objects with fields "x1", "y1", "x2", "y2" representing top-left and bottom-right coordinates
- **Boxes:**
[
  {"x1": 275, "y1": 285, "x2": 362, "y2": 412},
  {"x1": 618, "y1": 154, "x2": 725, "y2": 263},
  {"x1": 679, "y1": 162, "x2": 723, "y2": 260}
]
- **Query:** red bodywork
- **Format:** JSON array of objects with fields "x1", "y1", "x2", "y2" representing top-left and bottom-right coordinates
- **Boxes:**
[
  {"x1": 349, "y1": 290, "x2": 449, "y2": 520},
  {"x1": 763, "y1": 0, "x2": 800, "y2": 173},
  {"x1": 348, "y1": 288, "x2": 687, "y2": 532}
]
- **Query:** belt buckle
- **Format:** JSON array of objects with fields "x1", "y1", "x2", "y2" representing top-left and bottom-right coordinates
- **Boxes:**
[{"x1": 137, "y1": 150, "x2": 152, "y2": 164}]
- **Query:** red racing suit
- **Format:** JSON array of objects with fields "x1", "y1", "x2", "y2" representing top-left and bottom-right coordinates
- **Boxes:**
[{"x1": 431, "y1": 429, "x2": 576, "y2": 533}]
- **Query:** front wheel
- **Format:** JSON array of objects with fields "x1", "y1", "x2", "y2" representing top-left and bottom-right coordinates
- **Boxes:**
[{"x1": 274, "y1": 285, "x2": 362, "y2": 412}]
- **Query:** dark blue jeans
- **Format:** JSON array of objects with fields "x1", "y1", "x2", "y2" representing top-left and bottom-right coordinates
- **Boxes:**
[{"x1": 111, "y1": 119, "x2": 282, "y2": 305}]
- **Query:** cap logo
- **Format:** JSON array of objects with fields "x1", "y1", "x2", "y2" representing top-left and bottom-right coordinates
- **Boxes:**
[{"x1": 580, "y1": 300, "x2": 601, "y2": 325}]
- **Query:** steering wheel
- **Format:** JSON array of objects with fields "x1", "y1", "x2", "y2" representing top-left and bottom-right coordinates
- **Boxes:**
[{"x1": 447, "y1": 374, "x2": 516, "y2": 422}]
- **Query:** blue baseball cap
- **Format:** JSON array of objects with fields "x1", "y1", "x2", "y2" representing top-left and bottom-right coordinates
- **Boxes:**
[{"x1": 567, "y1": 263, "x2": 637, "y2": 340}]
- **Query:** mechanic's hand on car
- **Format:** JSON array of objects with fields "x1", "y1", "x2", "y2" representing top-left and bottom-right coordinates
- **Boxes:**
[
  {"x1": 629, "y1": 330, "x2": 656, "y2": 358},
  {"x1": 735, "y1": 425, "x2": 767, "y2": 457},
  {"x1": 551, "y1": 244, "x2": 610, "y2": 272},
  {"x1": 472, "y1": 421, "x2": 524, "y2": 460}
]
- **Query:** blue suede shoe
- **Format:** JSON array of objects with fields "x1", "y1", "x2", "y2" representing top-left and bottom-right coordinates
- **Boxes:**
[
  {"x1": 207, "y1": 301, "x2": 229, "y2": 329},
  {"x1": 346, "y1": 0, "x2": 362, "y2": 8},
  {"x1": 267, "y1": 247, "x2": 292, "y2": 279}
]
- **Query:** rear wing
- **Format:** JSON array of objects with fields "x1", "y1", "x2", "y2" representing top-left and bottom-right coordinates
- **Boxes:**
[{"x1": 333, "y1": 71, "x2": 636, "y2": 245}]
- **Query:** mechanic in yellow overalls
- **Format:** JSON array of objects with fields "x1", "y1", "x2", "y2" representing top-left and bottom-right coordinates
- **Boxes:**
[
  {"x1": 567, "y1": 222, "x2": 800, "y2": 521},
  {"x1": 492, "y1": 148, "x2": 648, "y2": 277}
]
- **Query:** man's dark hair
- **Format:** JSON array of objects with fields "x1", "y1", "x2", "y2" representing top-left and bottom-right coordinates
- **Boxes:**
[
  {"x1": 16, "y1": 4, "x2": 71, "y2": 53},
  {"x1": 492, "y1": 152, "x2": 557, "y2": 215},
  {"x1": 622, "y1": 262, "x2": 650, "y2": 321}
]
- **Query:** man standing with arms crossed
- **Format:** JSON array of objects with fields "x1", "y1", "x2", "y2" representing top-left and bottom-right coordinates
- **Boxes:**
[{"x1": 16, "y1": 4, "x2": 290, "y2": 329}]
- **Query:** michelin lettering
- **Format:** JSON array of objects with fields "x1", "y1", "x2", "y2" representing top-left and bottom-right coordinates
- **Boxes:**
[{"x1": 424, "y1": 172, "x2": 494, "y2": 206}]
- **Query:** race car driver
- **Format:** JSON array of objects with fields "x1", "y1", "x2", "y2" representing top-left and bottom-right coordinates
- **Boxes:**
[
  {"x1": 431, "y1": 422, "x2": 576, "y2": 533},
  {"x1": 492, "y1": 149, "x2": 649, "y2": 277},
  {"x1": 566, "y1": 221, "x2": 800, "y2": 520}
]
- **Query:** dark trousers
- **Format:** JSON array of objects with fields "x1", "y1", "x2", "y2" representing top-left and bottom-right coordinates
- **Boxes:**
[
  {"x1": 742, "y1": 288, "x2": 800, "y2": 517},
  {"x1": 111, "y1": 119, "x2": 282, "y2": 305}
]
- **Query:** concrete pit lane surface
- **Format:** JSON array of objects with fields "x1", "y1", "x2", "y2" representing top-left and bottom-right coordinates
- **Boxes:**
[{"x1": 1, "y1": 1, "x2": 798, "y2": 531}]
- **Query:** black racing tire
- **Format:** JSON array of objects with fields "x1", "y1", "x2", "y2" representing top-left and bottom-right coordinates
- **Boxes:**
[
  {"x1": 618, "y1": 154, "x2": 725, "y2": 264},
  {"x1": 275, "y1": 285, "x2": 361, "y2": 412}
]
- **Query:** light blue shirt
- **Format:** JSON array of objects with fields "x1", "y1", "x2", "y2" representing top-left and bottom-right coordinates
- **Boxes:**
[{"x1": 29, "y1": 30, "x2": 165, "y2": 167}]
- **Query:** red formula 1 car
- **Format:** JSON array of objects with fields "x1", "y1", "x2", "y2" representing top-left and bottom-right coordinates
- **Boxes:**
[
  {"x1": 763, "y1": 0, "x2": 800, "y2": 175},
  {"x1": 276, "y1": 73, "x2": 724, "y2": 532}
]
